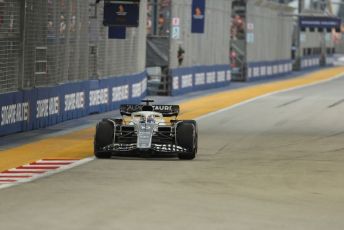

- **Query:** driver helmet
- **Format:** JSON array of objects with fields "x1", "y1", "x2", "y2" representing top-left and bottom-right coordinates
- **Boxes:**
[{"x1": 147, "y1": 115, "x2": 155, "y2": 123}]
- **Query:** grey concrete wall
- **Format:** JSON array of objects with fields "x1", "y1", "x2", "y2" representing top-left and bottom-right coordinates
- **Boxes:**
[
  {"x1": 335, "y1": 41, "x2": 344, "y2": 54},
  {"x1": 300, "y1": 30, "x2": 334, "y2": 56},
  {"x1": 246, "y1": 2, "x2": 294, "y2": 63},
  {"x1": 169, "y1": 0, "x2": 231, "y2": 69}
]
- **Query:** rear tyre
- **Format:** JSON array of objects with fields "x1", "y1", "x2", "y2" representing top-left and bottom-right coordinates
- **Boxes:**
[
  {"x1": 94, "y1": 120, "x2": 114, "y2": 159},
  {"x1": 176, "y1": 120, "x2": 198, "y2": 160}
]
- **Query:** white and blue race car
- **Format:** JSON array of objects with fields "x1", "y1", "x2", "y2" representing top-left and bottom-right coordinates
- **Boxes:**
[{"x1": 94, "y1": 100, "x2": 198, "y2": 160}]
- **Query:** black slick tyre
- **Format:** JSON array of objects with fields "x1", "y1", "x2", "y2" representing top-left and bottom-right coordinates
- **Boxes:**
[
  {"x1": 176, "y1": 121, "x2": 197, "y2": 160},
  {"x1": 94, "y1": 120, "x2": 114, "y2": 159}
]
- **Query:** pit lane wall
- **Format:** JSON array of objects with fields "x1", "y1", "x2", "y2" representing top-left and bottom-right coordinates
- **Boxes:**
[
  {"x1": 247, "y1": 60, "x2": 293, "y2": 80},
  {"x1": 0, "y1": 72, "x2": 147, "y2": 136},
  {"x1": 245, "y1": 2, "x2": 294, "y2": 81},
  {"x1": 170, "y1": 65, "x2": 231, "y2": 96},
  {"x1": 300, "y1": 55, "x2": 335, "y2": 69},
  {"x1": 168, "y1": 0, "x2": 232, "y2": 96},
  {"x1": 246, "y1": 55, "x2": 334, "y2": 80},
  {"x1": 168, "y1": 0, "x2": 231, "y2": 69}
]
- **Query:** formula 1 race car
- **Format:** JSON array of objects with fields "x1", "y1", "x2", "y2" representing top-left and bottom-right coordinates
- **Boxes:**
[{"x1": 94, "y1": 100, "x2": 198, "y2": 160}]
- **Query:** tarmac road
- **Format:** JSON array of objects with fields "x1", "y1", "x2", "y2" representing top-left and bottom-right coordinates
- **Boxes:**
[{"x1": 1, "y1": 75, "x2": 344, "y2": 230}]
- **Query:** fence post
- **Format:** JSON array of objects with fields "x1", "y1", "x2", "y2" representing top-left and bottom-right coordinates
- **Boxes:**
[{"x1": 19, "y1": 0, "x2": 27, "y2": 90}]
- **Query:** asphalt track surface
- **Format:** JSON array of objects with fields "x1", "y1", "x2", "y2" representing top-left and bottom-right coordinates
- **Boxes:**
[{"x1": 1, "y1": 75, "x2": 344, "y2": 229}]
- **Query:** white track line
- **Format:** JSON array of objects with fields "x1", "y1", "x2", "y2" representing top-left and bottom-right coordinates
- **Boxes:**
[
  {"x1": 37, "y1": 160, "x2": 78, "y2": 163},
  {"x1": 0, "y1": 173, "x2": 37, "y2": 177},
  {"x1": 4, "y1": 169, "x2": 46, "y2": 172}
]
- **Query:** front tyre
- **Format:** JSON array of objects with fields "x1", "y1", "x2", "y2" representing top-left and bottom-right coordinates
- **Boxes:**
[
  {"x1": 94, "y1": 120, "x2": 114, "y2": 159},
  {"x1": 176, "y1": 121, "x2": 198, "y2": 160}
]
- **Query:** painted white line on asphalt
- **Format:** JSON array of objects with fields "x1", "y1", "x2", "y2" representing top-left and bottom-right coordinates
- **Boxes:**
[
  {"x1": 19, "y1": 165, "x2": 60, "y2": 168},
  {"x1": 196, "y1": 72, "x2": 344, "y2": 121},
  {"x1": 37, "y1": 160, "x2": 78, "y2": 163},
  {"x1": 0, "y1": 173, "x2": 36, "y2": 177},
  {"x1": 5, "y1": 169, "x2": 46, "y2": 172}
]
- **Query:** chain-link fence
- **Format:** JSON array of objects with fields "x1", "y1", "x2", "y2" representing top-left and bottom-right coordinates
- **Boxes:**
[
  {"x1": 0, "y1": 0, "x2": 147, "y2": 94},
  {"x1": 91, "y1": 0, "x2": 146, "y2": 79},
  {"x1": 0, "y1": 0, "x2": 21, "y2": 93}
]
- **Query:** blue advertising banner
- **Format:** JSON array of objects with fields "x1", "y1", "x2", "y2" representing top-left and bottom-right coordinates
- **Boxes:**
[
  {"x1": 108, "y1": 26, "x2": 126, "y2": 39},
  {"x1": 170, "y1": 64, "x2": 231, "y2": 96},
  {"x1": 191, "y1": 0, "x2": 206, "y2": 34},
  {"x1": 246, "y1": 59, "x2": 293, "y2": 81},
  {"x1": 103, "y1": 1, "x2": 140, "y2": 27},
  {"x1": 299, "y1": 16, "x2": 341, "y2": 31},
  {"x1": 0, "y1": 71, "x2": 147, "y2": 136}
]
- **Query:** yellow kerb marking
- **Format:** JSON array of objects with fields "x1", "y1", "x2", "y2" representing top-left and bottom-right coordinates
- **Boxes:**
[{"x1": 1, "y1": 67, "x2": 343, "y2": 171}]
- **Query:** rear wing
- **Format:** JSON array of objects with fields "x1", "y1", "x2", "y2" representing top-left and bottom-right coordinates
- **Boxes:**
[{"x1": 120, "y1": 104, "x2": 180, "y2": 117}]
